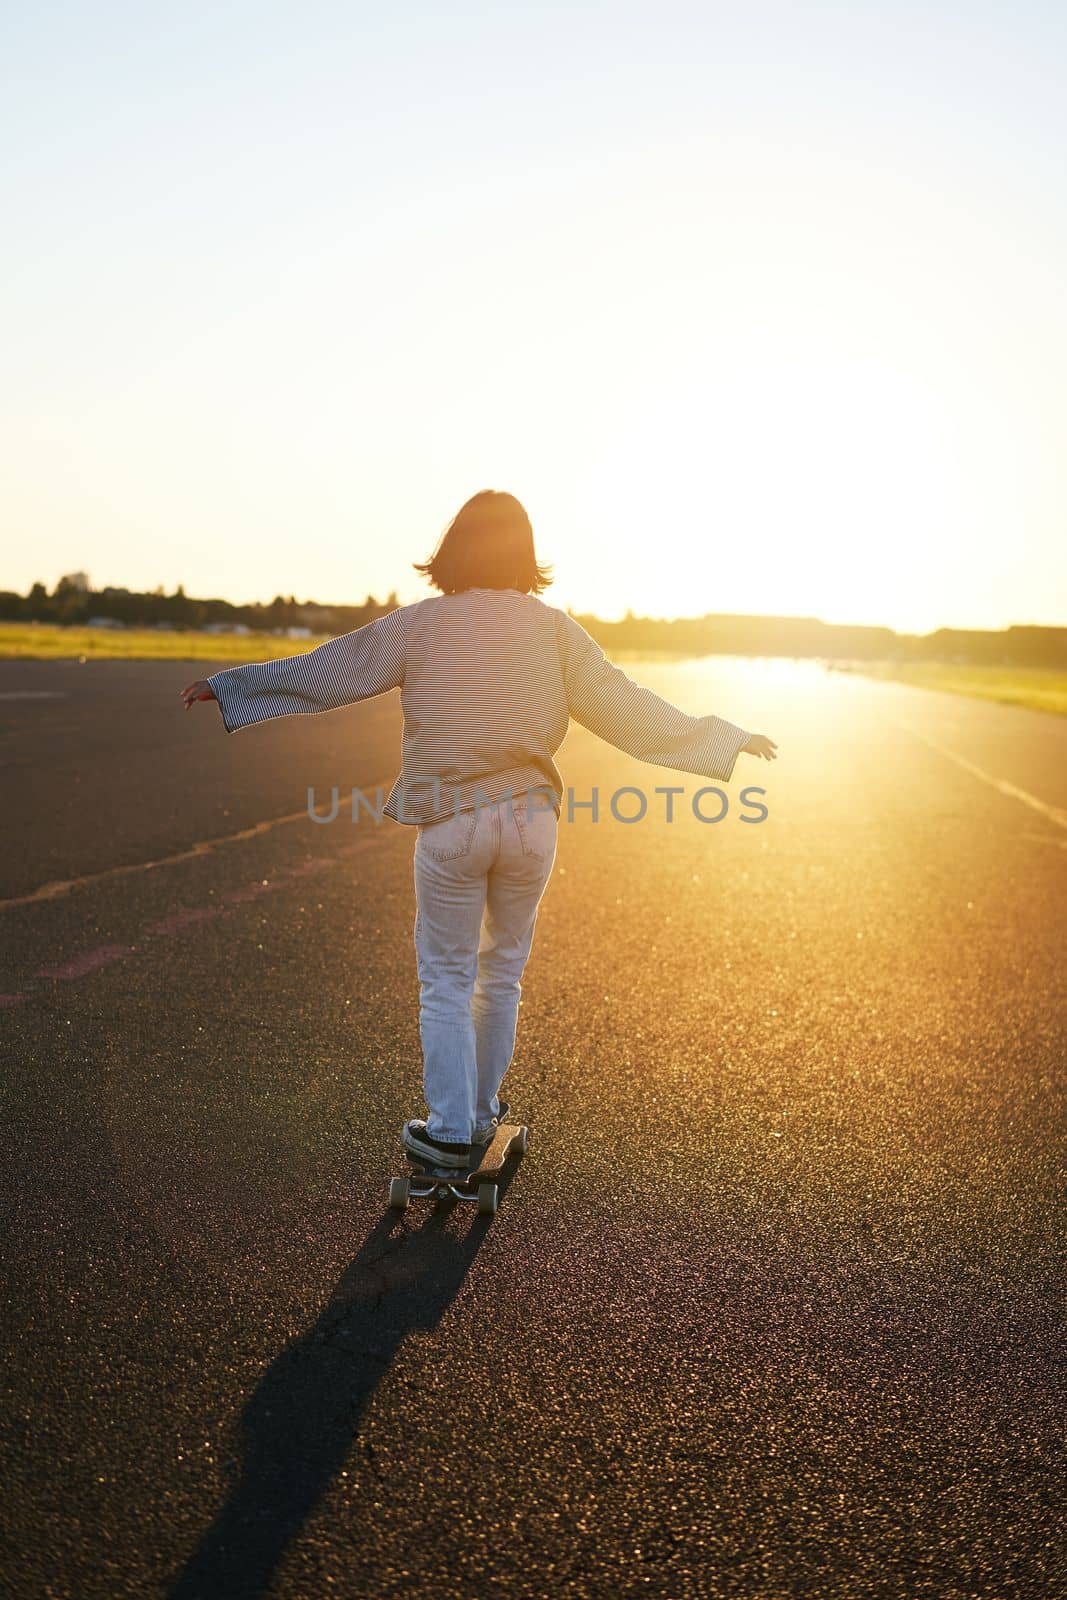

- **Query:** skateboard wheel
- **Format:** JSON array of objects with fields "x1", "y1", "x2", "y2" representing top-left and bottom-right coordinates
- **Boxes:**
[
  {"x1": 477, "y1": 1182, "x2": 498, "y2": 1217},
  {"x1": 388, "y1": 1177, "x2": 411, "y2": 1210},
  {"x1": 513, "y1": 1125, "x2": 529, "y2": 1156}
]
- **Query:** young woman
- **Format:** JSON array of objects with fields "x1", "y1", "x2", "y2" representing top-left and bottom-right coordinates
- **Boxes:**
[{"x1": 181, "y1": 490, "x2": 777, "y2": 1169}]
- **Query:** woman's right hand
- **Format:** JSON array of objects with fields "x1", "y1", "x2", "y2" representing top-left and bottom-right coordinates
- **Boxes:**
[{"x1": 742, "y1": 733, "x2": 778, "y2": 760}]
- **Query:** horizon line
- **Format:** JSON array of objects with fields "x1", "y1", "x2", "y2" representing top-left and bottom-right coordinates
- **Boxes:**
[{"x1": 5, "y1": 575, "x2": 1065, "y2": 640}]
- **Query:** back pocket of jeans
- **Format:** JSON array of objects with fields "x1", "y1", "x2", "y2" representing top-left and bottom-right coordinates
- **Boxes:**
[
  {"x1": 420, "y1": 808, "x2": 478, "y2": 860},
  {"x1": 513, "y1": 803, "x2": 555, "y2": 861}
]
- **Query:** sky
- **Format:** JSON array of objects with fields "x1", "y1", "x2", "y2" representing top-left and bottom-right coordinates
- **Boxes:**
[{"x1": 2, "y1": 0, "x2": 1065, "y2": 633}]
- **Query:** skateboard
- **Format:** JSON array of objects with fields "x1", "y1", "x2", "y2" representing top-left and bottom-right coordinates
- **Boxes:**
[{"x1": 388, "y1": 1121, "x2": 529, "y2": 1217}]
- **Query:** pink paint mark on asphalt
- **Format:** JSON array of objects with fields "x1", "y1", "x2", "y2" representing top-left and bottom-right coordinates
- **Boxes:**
[
  {"x1": 35, "y1": 944, "x2": 137, "y2": 981},
  {"x1": 335, "y1": 838, "x2": 382, "y2": 859},
  {"x1": 0, "y1": 993, "x2": 29, "y2": 1007},
  {"x1": 18, "y1": 839, "x2": 388, "y2": 993},
  {"x1": 219, "y1": 882, "x2": 273, "y2": 906},
  {"x1": 144, "y1": 906, "x2": 222, "y2": 936},
  {"x1": 279, "y1": 859, "x2": 332, "y2": 878}
]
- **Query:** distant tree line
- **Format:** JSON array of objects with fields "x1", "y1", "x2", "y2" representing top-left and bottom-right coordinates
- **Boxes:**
[
  {"x1": 0, "y1": 578, "x2": 400, "y2": 636},
  {"x1": 571, "y1": 609, "x2": 1067, "y2": 668},
  {"x1": 1, "y1": 578, "x2": 1064, "y2": 666}
]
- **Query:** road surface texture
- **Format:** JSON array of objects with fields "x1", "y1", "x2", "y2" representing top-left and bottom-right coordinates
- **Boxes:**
[{"x1": 1, "y1": 655, "x2": 1063, "y2": 1600}]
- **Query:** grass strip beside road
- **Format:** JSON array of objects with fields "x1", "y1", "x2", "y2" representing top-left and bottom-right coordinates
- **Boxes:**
[
  {"x1": 0, "y1": 623, "x2": 332, "y2": 662},
  {"x1": 850, "y1": 661, "x2": 1067, "y2": 717},
  {"x1": 3, "y1": 623, "x2": 1065, "y2": 717}
]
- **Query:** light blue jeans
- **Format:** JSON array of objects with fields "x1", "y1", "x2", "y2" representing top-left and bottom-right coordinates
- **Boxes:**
[{"x1": 413, "y1": 793, "x2": 558, "y2": 1142}]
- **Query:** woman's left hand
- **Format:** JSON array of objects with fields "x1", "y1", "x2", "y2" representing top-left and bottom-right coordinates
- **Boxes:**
[
  {"x1": 180, "y1": 679, "x2": 217, "y2": 710},
  {"x1": 742, "y1": 732, "x2": 778, "y2": 760}
]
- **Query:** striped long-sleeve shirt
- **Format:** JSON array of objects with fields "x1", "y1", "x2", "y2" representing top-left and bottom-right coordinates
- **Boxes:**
[{"x1": 206, "y1": 589, "x2": 751, "y2": 825}]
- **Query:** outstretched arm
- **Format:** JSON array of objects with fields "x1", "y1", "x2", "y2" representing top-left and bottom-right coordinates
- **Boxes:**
[
  {"x1": 180, "y1": 609, "x2": 406, "y2": 732},
  {"x1": 555, "y1": 611, "x2": 775, "y2": 781}
]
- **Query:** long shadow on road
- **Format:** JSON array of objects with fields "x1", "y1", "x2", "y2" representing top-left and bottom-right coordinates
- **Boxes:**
[{"x1": 167, "y1": 1193, "x2": 500, "y2": 1599}]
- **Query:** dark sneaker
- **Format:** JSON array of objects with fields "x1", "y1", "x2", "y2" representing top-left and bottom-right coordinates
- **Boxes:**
[
  {"x1": 402, "y1": 1120, "x2": 471, "y2": 1169},
  {"x1": 471, "y1": 1101, "x2": 511, "y2": 1146}
]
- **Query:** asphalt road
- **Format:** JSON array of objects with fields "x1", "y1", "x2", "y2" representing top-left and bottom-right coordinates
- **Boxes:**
[{"x1": 1, "y1": 655, "x2": 1064, "y2": 1599}]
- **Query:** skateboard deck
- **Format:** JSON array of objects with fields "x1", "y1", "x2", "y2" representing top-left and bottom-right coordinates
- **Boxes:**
[{"x1": 388, "y1": 1121, "x2": 529, "y2": 1216}]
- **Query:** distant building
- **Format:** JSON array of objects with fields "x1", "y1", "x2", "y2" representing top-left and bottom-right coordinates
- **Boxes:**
[
  {"x1": 285, "y1": 626, "x2": 312, "y2": 639},
  {"x1": 87, "y1": 616, "x2": 124, "y2": 629}
]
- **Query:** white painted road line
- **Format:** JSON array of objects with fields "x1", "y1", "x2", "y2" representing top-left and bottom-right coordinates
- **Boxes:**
[
  {"x1": 0, "y1": 691, "x2": 68, "y2": 700},
  {"x1": 896, "y1": 721, "x2": 1067, "y2": 832}
]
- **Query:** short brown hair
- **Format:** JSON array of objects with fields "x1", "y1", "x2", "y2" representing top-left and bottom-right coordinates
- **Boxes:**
[{"x1": 414, "y1": 490, "x2": 552, "y2": 595}]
